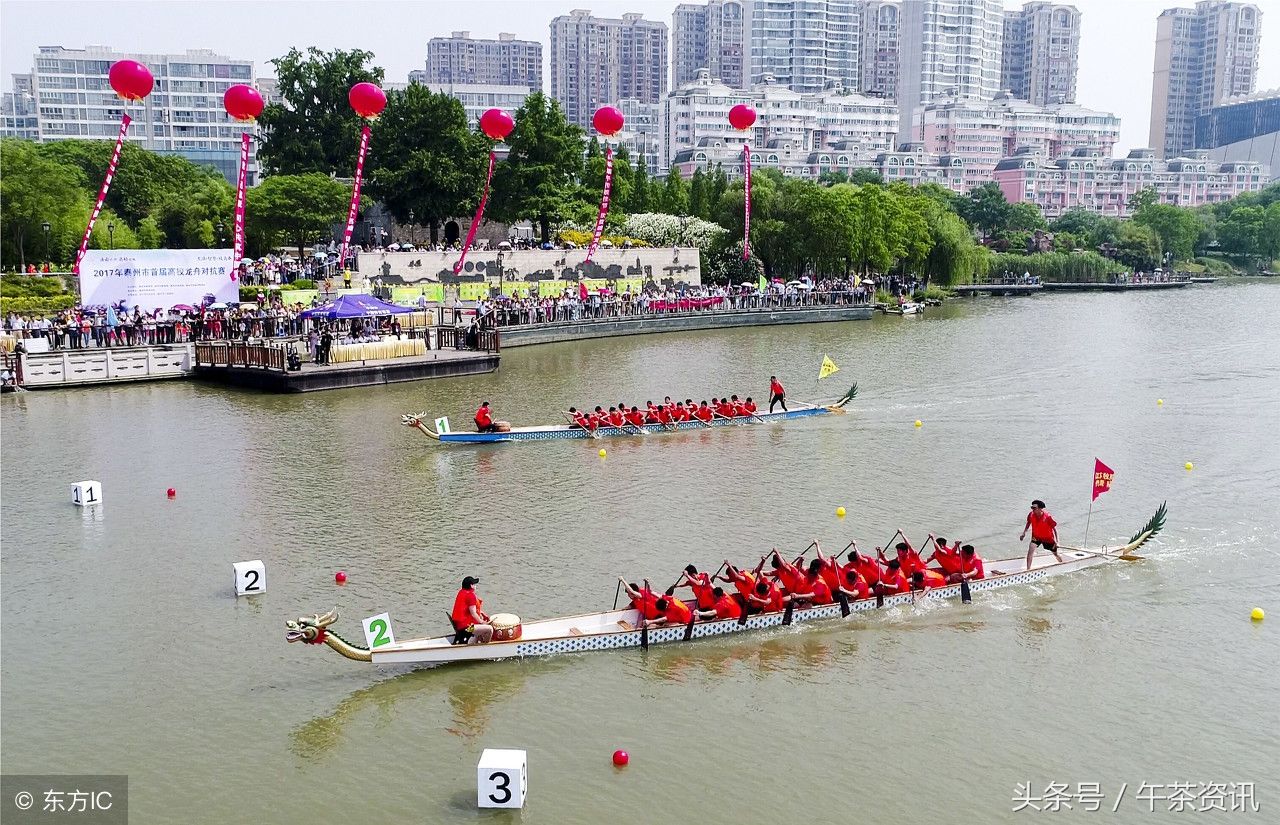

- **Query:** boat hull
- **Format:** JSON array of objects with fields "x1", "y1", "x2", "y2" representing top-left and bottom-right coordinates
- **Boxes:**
[
  {"x1": 427, "y1": 405, "x2": 833, "y2": 444},
  {"x1": 369, "y1": 547, "x2": 1112, "y2": 666}
]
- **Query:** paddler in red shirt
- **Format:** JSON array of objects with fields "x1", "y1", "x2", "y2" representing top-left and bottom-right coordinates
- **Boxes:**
[
  {"x1": 619, "y1": 579, "x2": 662, "y2": 620},
  {"x1": 956, "y1": 545, "x2": 985, "y2": 581},
  {"x1": 813, "y1": 542, "x2": 843, "y2": 595},
  {"x1": 729, "y1": 394, "x2": 745, "y2": 417},
  {"x1": 568, "y1": 407, "x2": 591, "y2": 429},
  {"x1": 474, "y1": 401, "x2": 500, "y2": 433},
  {"x1": 876, "y1": 559, "x2": 910, "y2": 596},
  {"x1": 845, "y1": 547, "x2": 883, "y2": 588},
  {"x1": 676, "y1": 565, "x2": 718, "y2": 611},
  {"x1": 928, "y1": 536, "x2": 963, "y2": 578},
  {"x1": 720, "y1": 561, "x2": 757, "y2": 612},
  {"x1": 767, "y1": 551, "x2": 806, "y2": 596},
  {"x1": 694, "y1": 401, "x2": 714, "y2": 422},
  {"x1": 607, "y1": 406, "x2": 625, "y2": 427},
  {"x1": 748, "y1": 578, "x2": 785, "y2": 613},
  {"x1": 1020, "y1": 499, "x2": 1064, "y2": 569},
  {"x1": 910, "y1": 569, "x2": 947, "y2": 595},
  {"x1": 656, "y1": 404, "x2": 673, "y2": 426},
  {"x1": 838, "y1": 565, "x2": 870, "y2": 601},
  {"x1": 769, "y1": 375, "x2": 787, "y2": 412},
  {"x1": 624, "y1": 406, "x2": 647, "y2": 428},
  {"x1": 881, "y1": 535, "x2": 926, "y2": 577},
  {"x1": 697, "y1": 586, "x2": 744, "y2": 621},
  {"x1": 645, "y1": 595, "x2": 692, "y2": 628},
  {"x1": 743, "y1": 397, "x2": 758, "y2": 416}
]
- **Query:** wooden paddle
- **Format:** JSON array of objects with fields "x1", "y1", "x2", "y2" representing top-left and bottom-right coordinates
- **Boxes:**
[
  {"x1": 837, "y1": 588, "x2": 851, "y2": 617},
  {"x1": 682, "y1": 611, "x2": 696, "y2": 641},
  {"x1": 612, "y1": 579, "x2": 623, "y2": 611},
  {"x1": 960, "y1": 571, "x2": 972, "y2": 604},
  {"x1": 782, "y1": 598, "x2": 795, "y2": 626},
  {"x1": 640, "y1": 578, "x2": 651, "y2": 650},
  {"x1": 874, "y1": 530, "x2": 902, "y2": 608}
]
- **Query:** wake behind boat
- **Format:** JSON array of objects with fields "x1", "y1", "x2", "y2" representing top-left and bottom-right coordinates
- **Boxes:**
[
  {"x1": 402, "y1": 384, "x2": 858, "y2": 444},
  {"x1": 286, "y1": 504, "x2": 1165, "y2": 667}
]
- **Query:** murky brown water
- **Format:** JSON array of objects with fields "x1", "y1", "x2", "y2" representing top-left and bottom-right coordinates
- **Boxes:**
[{"x1": 3, "y1": 283, "x2": 1277, "y2": 823}]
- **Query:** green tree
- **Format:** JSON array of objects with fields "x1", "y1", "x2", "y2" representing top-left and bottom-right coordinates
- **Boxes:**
[
  {"x1": 960, "y1": 182, "x2": 1012, "y2": 239},
  {"x1": 248, "y1": 173, "x2": 351, "y2": 258},
  {"x1": 1, "y1": 139, "x2": 90, "y2": 269},
  {"x1": 850, "y1": 168, "x2": 885, "y2": 186},
  {"x1": 1134, "y1": 202, "x2": 1202, "y2": 263},
  {"x1": 1006, "y1": 202, "x2": 1048, "y2": 233},
  {"x1": 661, "y1": 167, "x2": 689, "y2": 215},
  {"x1": 257, "y1": 47, "x2": 384, "y2": 176},
  {"x1": 1113, "y1": 222, "x2": 1162, "y2": 270},
  {"x1": 1217, "y1": 205, "x2": 1266, "y2": 259},
  {"x1": 136, "y1": 216, "x2": 165, "y2": 249},
  {"x1": 631, "y1": 163, "x2": 653, "y2": 214},
  {"x1": 706, "y1": 164, "x2": 729, "y2": 215},
  {"x1": 688, "y1": 167, "x2": 708, "y2": 219},
  {"x1": 366, "y1": 84, "x2": 488, "y2": 245},
  {"x1": 489, "y1": 92, "x2": 585, "y2": 243},
  {"x1": 1128, "y1": 186, "x2": 1159, "y2": 214},
  {"x1": 1262, "y1": 202, "x2": 1280, "y2": 261}
]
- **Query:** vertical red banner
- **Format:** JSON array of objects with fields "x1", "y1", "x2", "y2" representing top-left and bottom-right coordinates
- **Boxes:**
[
  {"x1": 73, "y1": 114, "x2": 132, "y2": 275},
  {"x1": 454, "y1": 150, "x2": 497, "y2": 274},
  {"x1": 585, "y1": 145, "x2": 615, "y2": 264},
  {"x1": 742, "y1": 143, "x2": 752, "y2": 260},
  {"x1": 1092, "y1": 458, "x2": 1115, "y2": 501},
  {"x1": 230, "y1": 132, "x2": 250, "y2": 281},
  {"x1": 339, "y1": 125, "x2": 372, "y2": 269}
]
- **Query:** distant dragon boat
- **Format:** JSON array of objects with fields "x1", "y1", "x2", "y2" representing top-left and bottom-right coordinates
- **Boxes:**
[
  {"x1": 286, "y1": 504, "x2": 1165, "y2": 667},
  {"x1": 400, "y1": 384, "x2": 858, "y2": 444}
]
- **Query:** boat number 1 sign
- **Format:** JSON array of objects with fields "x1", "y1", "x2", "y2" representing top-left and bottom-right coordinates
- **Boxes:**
[{"x1": 361, "y1": 613, "x2": 396, "y2": 650}]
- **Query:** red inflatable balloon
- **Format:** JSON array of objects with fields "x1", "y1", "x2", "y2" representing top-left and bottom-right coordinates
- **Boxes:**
[
  {"x1": 348, "y1": 82, "x2": 387, "y2": 119},
  {"x1": 108, "y1": 60, "x2": 154, "y2": 102},
  {"x1": 479, "y1": 108, "x2": 515, "y2": 141},
  {"x1": 592, "y1": 106, "x2": 625, "y2": 137},
  {"x1": 223, "y1": 84, "x2": 264, "y2": 122},
  {"x1": 728, "y1": 104, "x2": 757, "y2": 131}
]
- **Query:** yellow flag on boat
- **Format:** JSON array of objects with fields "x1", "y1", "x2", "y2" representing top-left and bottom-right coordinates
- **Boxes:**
[{"x1": 819, "y1": 355, "x2": 840, "y2": 380}]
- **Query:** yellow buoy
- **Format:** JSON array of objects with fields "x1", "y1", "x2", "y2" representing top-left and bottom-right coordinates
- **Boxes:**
[
  {"x1": 1157, "y1": 399, "x2": 1164, "y2": 406},
  {"x1": 1251, "y1": 607, "x2": 1265, "y2": 621},
  {"x1": 1185, "y1": 462, "x2": 1193, "y2": 471},
  {"x1": 598, "y1": 448, "x2": 607, "y2": 458},
  {"x1": 836, "y1": 506, "x2": 846, "y2": 518},
  {"x1": 914, "y1": 420, "x2": 923, "y2": 428}
]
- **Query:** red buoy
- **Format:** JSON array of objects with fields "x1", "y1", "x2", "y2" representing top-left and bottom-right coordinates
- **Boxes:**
[
  {"x1": 166, "y1": 488, "x2": 176, "y2": 498},
  {"x1": 335, "y1": 571, "x2": 347, "y2": 584},
  {"x1": 612, "y1": 749, "x2": 629, "y2": 767}
]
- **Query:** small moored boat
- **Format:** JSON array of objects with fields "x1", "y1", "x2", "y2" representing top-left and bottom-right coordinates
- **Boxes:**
[
  {"x1": 402, "y1": 385, "x2": 858, "y2": 444},
  {"x1": 286, "y1": 505, "x2": 1165, "y2": 667}
]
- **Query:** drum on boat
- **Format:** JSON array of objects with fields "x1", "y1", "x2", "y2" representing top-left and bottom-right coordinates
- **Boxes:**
[
  {"x1": 495, "y1": 421, "x2": 512, "y2": 433},
  {"x1": 490, "y1": 613, "x2": 522, "y2": 641}
]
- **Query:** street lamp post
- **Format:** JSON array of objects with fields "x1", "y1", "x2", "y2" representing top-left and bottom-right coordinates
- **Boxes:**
[
  {"x1": 216, "y1": 221, "x2": 226, "y2": 247},
  {"x1": 41, "y1": 221, "x2": 51, "y2": 265},
  {"x1": 107, "y1": 222, "x2": 115, "y2": 250}
]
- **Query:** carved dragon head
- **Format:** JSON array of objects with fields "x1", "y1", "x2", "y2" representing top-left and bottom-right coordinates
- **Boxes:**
[
  {"x1": 400, "y1": 412, "x2": 428, "y2": 428},
  {"x1": 285, "y1": 609, "x2": 339, "y2": 644}
]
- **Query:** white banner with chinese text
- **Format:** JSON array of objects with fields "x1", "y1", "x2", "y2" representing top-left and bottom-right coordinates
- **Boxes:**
[{"x1": 79, "y1": 249, "x2": 237, "y2": 309}]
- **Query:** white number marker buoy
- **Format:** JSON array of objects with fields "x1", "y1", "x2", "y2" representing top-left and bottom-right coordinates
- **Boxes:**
[
  {"x1": 477, "y1": 748, "x2": 527, "y2": 809},
  {"x1": 71, "y1": 481, "x2": 102, "y2": 506},
  {"x1": 361, "y1": 612, "x2": 396, "y2": 650},
  {"x1": 435, "y1": 416, "x2": 451, "y2": 434},
  {"x1": 232, "y1": 560, "x2": 266, "y2": 596}
]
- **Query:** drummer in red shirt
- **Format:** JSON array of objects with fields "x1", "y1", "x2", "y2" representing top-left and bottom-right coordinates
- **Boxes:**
[
  {"x1": 474, "y1": 402, "x2": 500, "y2": 433},
  {"x1": 450, "y1": 576, "x2": 493, "y2": 643},
  {"x1": 1020, "y1": 499, "x2": 1064, "y2": 569}
]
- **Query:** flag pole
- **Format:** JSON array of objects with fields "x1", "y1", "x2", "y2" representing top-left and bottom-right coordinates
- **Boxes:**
[{"x1": 1082, "y1": 497, "x2": 1094, "y2": 550}]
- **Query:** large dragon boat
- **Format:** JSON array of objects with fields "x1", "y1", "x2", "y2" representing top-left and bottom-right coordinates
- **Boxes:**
[
  {"x1": 401, "y1": 384, "x2": 858, "y2": 444},
  {"x1": 286, "y1": 505, "x2": 1165, "y2": 667}
]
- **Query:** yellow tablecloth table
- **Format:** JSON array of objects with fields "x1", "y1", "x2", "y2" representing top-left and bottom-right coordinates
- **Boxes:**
[{"x1": 328, "y1": 338, "x2": 426, "y2": 364}]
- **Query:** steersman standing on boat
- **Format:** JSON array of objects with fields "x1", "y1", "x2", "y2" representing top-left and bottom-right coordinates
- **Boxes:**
[{"x1": 1021, "y1": 499, "x2": 1064, "y2": 570}]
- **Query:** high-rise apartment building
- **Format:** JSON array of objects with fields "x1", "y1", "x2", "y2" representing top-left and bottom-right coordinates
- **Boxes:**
[
  {"x1": 3, "y1": 46, "x2": 258, "y2": 183},
  {"x1": 672, "y1": 1, "x2": 747, "y2": 90},
  {"x1": 550, "y1": 10, "x2": 668, "y2": 129},
  {"x1": 1001, "y1": 3, "x2": 1081, "y2": 105},
  {"x1": 897, "y1": 0, "x2": 1004, "y2": 145},
  {"x1": 425, "y1": 32, "x2": 542, "y2": 91},
  {"x1": 1150, "y1": 2, "x2": 1262, "y2": 159},
  {"x1": 859, "y1": 1, "x2": 900, "y2": 100},
  {"x1": 748, "y1": 0, "x2": 861, "y2": 94}
]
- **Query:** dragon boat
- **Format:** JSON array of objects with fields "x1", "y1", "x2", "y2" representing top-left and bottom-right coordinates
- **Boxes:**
[
  {"x1": 400, "y1": 384, "x2": 858, "y2": 444},
  {"x1": 286, "y1": 504, "x2": 1166, "y2": 667}
]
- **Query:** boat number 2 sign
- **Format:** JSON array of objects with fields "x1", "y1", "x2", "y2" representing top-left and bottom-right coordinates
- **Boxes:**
[{"x1": 361, "y1": 613, "x2": 396, "y2": 650}]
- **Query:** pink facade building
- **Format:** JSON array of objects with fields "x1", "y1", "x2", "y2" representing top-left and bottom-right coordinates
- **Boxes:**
[
  {"x1": 917, "y1": 94, "x2": 1119, "y2": 173},
  {"x1": 993, "y1": 147, "x2": 1268, "y2": 217}
]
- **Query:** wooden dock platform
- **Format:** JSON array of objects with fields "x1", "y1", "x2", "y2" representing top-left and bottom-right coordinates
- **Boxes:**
[{"x1": 953, "y1": 283, "x2": 1043, "y2": 296}]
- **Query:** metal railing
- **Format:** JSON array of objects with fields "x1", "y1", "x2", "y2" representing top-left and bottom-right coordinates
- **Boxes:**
[
  {"x1": 195, "y1": 342, "x2": 286, "y2": 371},
  {"x1": 434, "y1": 325, "x2": 500, "y2": 353}
]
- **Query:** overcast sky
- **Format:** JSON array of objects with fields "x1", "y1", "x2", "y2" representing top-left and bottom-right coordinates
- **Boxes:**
[{"x1": 2, "y1": 0, "x2": 1276, "y2": 152}]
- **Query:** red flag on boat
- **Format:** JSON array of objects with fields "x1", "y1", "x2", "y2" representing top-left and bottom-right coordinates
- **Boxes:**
[{"x1": 1092, "y1": 458, "x2": 1114, "y2": 501}]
